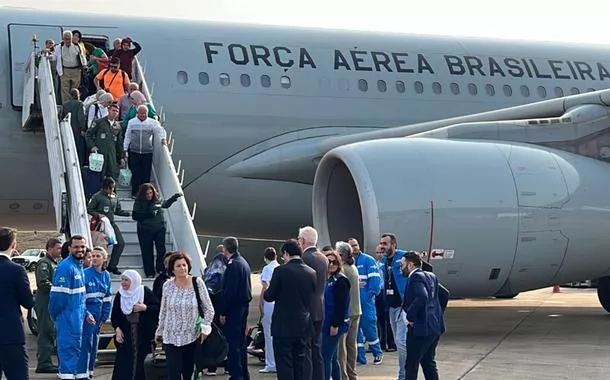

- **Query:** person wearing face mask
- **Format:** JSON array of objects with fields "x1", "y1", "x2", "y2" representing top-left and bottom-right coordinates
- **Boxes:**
[
  {"x1": 111, "y1": 269, "x2": 159, "y2": 380},
  {"x1": 123, "y1": 106, "x2": 166, "y2": 198},
  {"x1": 400, "y1": 252, "x2": 448, "y2": 380},
  {"x1": 132, "y1": 183, "x2": 182, "y2": 277},
  {"x1": 77, "y1": 247, "x2": 112, "y2": 379},
  {"x1": 49, "y1": 235, "x2": 89, "y2": 380},
  {"x1": 258, "y1": 247, "x2": 280, "y2": 374}
]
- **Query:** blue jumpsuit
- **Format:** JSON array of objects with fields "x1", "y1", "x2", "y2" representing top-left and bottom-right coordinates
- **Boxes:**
[
  {"x1": 49, "y1": 255, "x2": 87, "y2": 379},
  {"x1": 355, "y1": 251, "x2": 383, "y2": 363},
  {"x1": 76, "y1": 266, "x2": 112, "y2": 379}
]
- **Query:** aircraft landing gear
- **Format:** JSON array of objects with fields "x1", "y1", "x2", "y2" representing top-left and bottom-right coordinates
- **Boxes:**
[{"x1": 597, "y1": 276, "x2": 610, "y2": 312}]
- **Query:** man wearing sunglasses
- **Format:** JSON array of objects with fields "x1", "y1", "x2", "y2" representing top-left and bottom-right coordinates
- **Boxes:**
[{"x1": 94, "y1": 57, "x2": 129, "y2": 101}]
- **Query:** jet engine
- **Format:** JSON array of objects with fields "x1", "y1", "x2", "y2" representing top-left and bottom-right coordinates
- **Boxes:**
[{"x1": 312, "y1": 137, "x2": 610, "y2": 300}]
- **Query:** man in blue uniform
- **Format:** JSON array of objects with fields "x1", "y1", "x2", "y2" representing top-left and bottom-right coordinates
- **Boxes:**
[
  {"x1": 379, "y1": 233, "x2": 408, "y2": 380},
  {"x1": 348, "y1": 238, "x2": 383, "y2": 365},
  {"x1": 49, "y1": 235, "x2": 88, "y2": 380},
  {"x1": 218, "y1": 236, "x2": 252, "y2": 380},
  {"x1": 76, "y1": 247, "x2": 112, "y2": 379}
]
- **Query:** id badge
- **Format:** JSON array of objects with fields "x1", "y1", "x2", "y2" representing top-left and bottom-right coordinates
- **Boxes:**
[
  {"x1": 386, "y1": 289, "x2": 394, "y2": 296},
  {"x1": 100, "y1": 133, "x2": 106, "y2": 139}
]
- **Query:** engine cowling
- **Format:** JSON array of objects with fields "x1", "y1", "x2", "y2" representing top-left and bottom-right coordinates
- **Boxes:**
[{"x1": 312, "y1": 137, "x2": 610, "y2": 297}]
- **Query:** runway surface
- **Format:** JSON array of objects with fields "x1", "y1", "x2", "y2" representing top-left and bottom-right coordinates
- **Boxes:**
[{"x1": 19, "y1": 273, "x2": 610, "y2": 380}]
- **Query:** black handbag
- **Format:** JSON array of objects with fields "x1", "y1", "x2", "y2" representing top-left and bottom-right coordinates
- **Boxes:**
[{"x1": 192, "y1": 276, "x2": 229, "y2": 370}]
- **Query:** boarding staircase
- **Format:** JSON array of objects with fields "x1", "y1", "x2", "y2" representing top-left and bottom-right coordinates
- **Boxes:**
[{"x1": 22, "y1": 51, "x2": 208, "y2": 292}]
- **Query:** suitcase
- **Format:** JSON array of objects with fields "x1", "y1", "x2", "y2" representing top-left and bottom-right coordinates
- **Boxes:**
[
  {"x1": 82, "y1": 166, "x2": 102, "y2": 197},
  {"x1": 143, "y1": 345, "x2": 166, "y2": 380}
]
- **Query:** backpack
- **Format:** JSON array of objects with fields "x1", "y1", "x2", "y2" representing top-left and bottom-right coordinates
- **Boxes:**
[{"x1": 203, "y1": 254, "x2": 227, "y2": 295}]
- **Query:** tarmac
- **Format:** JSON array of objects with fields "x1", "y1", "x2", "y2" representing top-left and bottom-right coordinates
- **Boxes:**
[{"x1": 17, "y1": 273, "x2": 610, "y2": 380}]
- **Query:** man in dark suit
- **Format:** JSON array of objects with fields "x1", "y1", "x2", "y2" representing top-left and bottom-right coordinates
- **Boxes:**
[
  {"x1": 0, "y1": 227, "x2": 35, "y2": 379},
  {"x1": 218, "y1": 236, "x2": 252, "y2": 380},
  {"x1": 298, "y1": 226, "x2": 328, "y2": 380},
  {"x1": 264, "y1": 239, "x2": 317, "y2": 380},
  {"x1": 401, "y1": 252, "x2": 448, "y2": 380}
]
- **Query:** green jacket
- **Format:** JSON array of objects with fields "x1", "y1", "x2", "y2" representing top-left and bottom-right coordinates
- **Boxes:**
[
  {"x1": 132, "y1": 194, "x2": 180, "y2": 230},
  {"x1": 35, "y1": 254, "x2": 58, "y2": 306},
  {"x1": 87, "y1": 190, "x2": 130, "y2": 222}
]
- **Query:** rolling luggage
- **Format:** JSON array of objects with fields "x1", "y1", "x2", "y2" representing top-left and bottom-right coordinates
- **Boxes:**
[
  {"x1": 82, "y1": 166, "x2": 102, "y2": 198},
  {"x1": 143, "y1": 344, "x2": 166, "y2": 380}
]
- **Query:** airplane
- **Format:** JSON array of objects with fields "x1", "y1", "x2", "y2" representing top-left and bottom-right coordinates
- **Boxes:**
[{"x1": 2, "y1": 6, "x2": 610, "y2": 312}]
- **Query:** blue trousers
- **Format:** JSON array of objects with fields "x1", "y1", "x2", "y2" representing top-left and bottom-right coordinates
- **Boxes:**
[
  {"x1": 76, "y1": 321, "x2": 100, "y2": 379},
  {"x1": 357, "y1": 313, "x2": 383, "y2": 363},
  {"x1": 322, "y1": 332, "x2": 343, "y2": 380},
  {"x1": 57, "y1": 330, "x2": 82, "y2": 379}
]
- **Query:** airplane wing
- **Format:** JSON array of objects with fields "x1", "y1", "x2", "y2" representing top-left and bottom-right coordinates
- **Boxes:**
[{"x1": 226, "y1": 89, "x2": 610, "y2": 184}]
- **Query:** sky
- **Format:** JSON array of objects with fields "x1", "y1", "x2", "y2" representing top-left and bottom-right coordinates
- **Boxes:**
[{"x1": 1, "y1": 0, "x2": 609, "y2": 45}]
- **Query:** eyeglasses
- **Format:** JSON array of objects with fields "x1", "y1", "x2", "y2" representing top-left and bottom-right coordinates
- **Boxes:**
[{"x1": 328, "y1": 261, "x2": 337, "y2": 265}]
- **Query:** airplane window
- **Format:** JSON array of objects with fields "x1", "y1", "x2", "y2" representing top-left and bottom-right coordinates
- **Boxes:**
[
  {"x1": 414, "y1": 81, "x2": 424, "y2": 94},
  {"x1": 219, "y1": 73, "x2": 230, "y2": 86},
  {"x1": 485, "y1": 84, "x2": 495, "y2": 96},
  {"x1": 432, "y1": 82, "x2": 441, "y2": 94},
  {"x1": 261, "y1": 75, "x2": 271, "y2": 88},
  {"x1": 537, "y1": 86, "x2": 547, "y2": 98},
  {"x1": 358, "y1": 79, "x2": 368, "y2": 92},
  {"x1": 377, "y1": 80, "x2": 387, "y2": 93},
  {"x1": 554, "y1": 87, "x2": 564, "y2": 97},
  {"x1": 281, "y1": 76, "x2": 291, "y2": 89},
  {"x1": 520, "y1": 85, "x2": 530, "y2": 97},
  {"x1": 450, "y1": 82, "x2": 459, "y2": 95},
  {"x1": 570, "y1": 87, "x2": 580, "y2": 95},
  {"x1": 240, "y1": 74, "x2": 251, "y2": 87},
  {"x1": 339, "y1": 78, "x2": 350, "y2": 91},
  {"x1": 198, "y1": 72, "x2": 209, "y2": 85},
  {"x1": 468, "y1": 83, "x2": 477, "y2": 96},
  {"x1": 395, "y1": 81, "x2": 405, "y2": 93},
  {"x1": 503, "y1": 85, "x2": 512, "y2": 97},
  {"x1": 177, "y1": 71, "x2": 188, "y2": 85}
]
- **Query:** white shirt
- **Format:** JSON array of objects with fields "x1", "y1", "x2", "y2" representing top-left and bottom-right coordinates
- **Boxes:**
[
  {"x1": 0, "y1": 250, "x2": 11, "y2": 259},
  {"x1": 261, "y1": 260, "x2": 279, "y2": 307}
]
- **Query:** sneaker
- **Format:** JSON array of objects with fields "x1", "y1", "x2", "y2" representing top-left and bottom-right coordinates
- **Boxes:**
[
  {"x1": 373, "y1": 355, "x2": 383, "y2": 365},
  {"x1": 204, "y1": 370, "x2": 217, "y2": 376},
  {"x1": 386, "y1": 347, "x2": 397, "y2": 352},
  {"x1": 259, "y1": 367, "x2": 277, "y2": 373}
]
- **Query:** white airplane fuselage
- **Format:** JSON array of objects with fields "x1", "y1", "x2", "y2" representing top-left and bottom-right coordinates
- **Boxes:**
[{"x1": 1, "y1": 7, "x2": 610, "y2": 243}]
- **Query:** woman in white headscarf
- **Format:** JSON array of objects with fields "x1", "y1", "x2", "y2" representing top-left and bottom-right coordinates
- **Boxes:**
[{"x1": 111, "y1": 270, "x2": 159, "y2": 380}]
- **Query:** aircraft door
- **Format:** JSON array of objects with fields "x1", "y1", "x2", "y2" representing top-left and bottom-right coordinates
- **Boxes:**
[{"x1": 8, "y1": 24, "x2": 63, "y2": 109}]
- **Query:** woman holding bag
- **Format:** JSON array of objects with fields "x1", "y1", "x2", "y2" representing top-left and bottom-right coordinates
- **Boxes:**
[{"x1": 155, "y1": 252, "x2": 215, "y2": 380}]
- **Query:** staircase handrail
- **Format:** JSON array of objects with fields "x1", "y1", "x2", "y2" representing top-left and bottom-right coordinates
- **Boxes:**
[{"x1": 37, "y1": 55, "x2": 68, "y2": 232}]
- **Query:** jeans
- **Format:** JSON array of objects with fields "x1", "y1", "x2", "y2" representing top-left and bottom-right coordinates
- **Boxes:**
[
  {"x1": 321, "y1": 332, "x2": 342, "y2": 380},
  {"x1": 389, "y1": 307, "x2": 408, "y2": 380}
]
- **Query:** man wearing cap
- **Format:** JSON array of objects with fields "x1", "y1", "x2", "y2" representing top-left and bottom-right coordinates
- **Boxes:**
[
  {"x1": 85, "y1": 103, "x2": 125, "y2": 180},
  {"x1": 111, "y1": 37, "x2": 141, "y2": 78}
]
